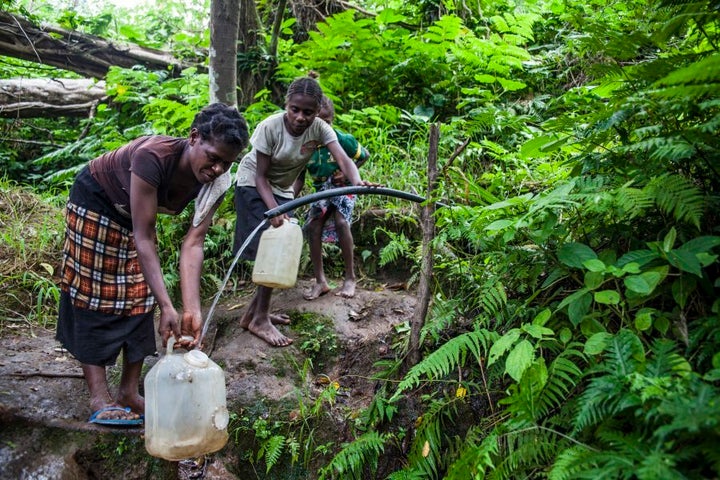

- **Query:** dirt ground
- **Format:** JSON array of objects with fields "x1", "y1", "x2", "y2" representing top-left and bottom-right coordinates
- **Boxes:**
[{"x1": 0, "y1": 277, "x2": 417, "y2": 479}]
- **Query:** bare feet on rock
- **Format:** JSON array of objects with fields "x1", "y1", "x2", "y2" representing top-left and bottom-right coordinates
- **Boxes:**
[
  {"x1": 240, "y1": 310, "x2": 293, "y2": 347},
  {"x1": 335, "y1": 279, "x2": 356, "y2": 298},
  {"x1": 269, "y1": 313, "x2": 291, "y2": 325},
  {"x1": 304, "y1": 281, "x2": 331, "y2": 301}
]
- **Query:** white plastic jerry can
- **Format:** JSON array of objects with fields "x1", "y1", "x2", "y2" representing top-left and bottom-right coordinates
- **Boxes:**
[
  {"x1": 252, "y1": 218, "x2": 303, "y2": 288},
  {"x1": 144, "y1": 337, "x2": 229, "y2": 461}
]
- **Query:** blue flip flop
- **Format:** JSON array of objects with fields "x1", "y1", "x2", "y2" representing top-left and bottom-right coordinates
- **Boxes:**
[{"x1": 88, "y1": 406, "x2": 144, "y2": 426}]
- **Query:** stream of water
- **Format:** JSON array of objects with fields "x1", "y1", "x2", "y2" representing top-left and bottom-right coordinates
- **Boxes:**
[{"x1": 198, "y1": 219, "x2": 267, "y2": 345}]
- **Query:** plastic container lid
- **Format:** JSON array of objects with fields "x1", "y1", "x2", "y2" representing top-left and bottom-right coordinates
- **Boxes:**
[{"x1": 184, "y1": 350, "x2": 210, "y2": 368}]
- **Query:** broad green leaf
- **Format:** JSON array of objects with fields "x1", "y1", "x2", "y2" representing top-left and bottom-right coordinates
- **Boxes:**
[
  {"x1": 558, "y1": 243, "x2": 597, "y2": 269},
  {"x1": 505, "y1": 340, "x2": 535, "y2": 381},
  {"x1": 475, "y1": 74, "x2": 496, "y2": 84},
  {"x1": 532, "y1": 308, "x2": 551, "y2": 326},
  {"x1": 497, "y1": 78, "x2": 526, "y2": 91},
  {"x1": 672, "y1": 276, "x2": 696, "y2": 308},
  {"x1": 667, "y1": 249, "x2": 702, "y2": 276},
  {"x1": 540, "y1": 136, "x2": 570, "y2": 152},
  {"x1": 634, "y1": 311, "x2": 653, "y2": 331},
  {"x1": 584, "y1": 332, "x2": 613, "y2": 355},
  {"x1": 697, "y1": 252, "x2": 718, "y2": 267},
  {"x1": 624, "y1": 275, "x2": 652, "y2": 295},
  {"x1": 522, "y1": 324, "x2": 554, "y2": 339},
  {"x1": 581, "y1": 318, "x2": 606, "y2": 337},
  {"x1": 584, "y1": 271, "x2": 604, "y2": 290},
  {"x1": 583, "y1": 259, "x2": 606, "y2": 272},
  {"x1": 485, "y1": 219, "x2": 514, "y2": 231},
  {"x1": 568, "y1": 291, "x2": 592, "y2": 326},
  {"x1": 654, "y1": 316, "x2": 670, "y2": 334},
  {"x1": 413, "y1": 105, "x2": 434, "y2": 120},
  {"x1": 519, "y1": 135, "x2": 558, "y2": 159},
  {"x1": 376, "y1": 9, "x2": 407, "y2": 24},
  {"x1": 594, "y1": 290, "x2": 621, "y2": 305},
  {"x1": 559, "y1": 327, "x2": 572, "y2": 344},
  {"x1": 488, "y1": 329, "x2": 521, "y2": 366},
  {"x1": 617, "y1": 249, "x2": 658, "y2": 267},
  {"x1": 663, "y1": 227, "x2": 677, "y2": 252},
  {"x1": 677, "y1": 236, "x2": 720, "y2": 255},
  {"x1": 621, "y1": 262, "x2": 642, "y2": 274},
  {"x1": 558, "y1": 288, "x2": 590, "y2": 311}
]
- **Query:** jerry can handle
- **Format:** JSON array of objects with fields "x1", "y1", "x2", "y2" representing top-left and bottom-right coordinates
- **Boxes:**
[{"x1": 166, "y1": 335, "x2": 195, "y2": 355}]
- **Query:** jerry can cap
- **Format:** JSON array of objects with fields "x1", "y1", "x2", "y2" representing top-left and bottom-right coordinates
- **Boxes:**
[{"x1": 184, "y1": 349, "x2": 210, "y2": 368}]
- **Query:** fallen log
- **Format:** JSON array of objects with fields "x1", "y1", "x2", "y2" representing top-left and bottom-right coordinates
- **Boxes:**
[
  {"x1": 0, "y1": 11, "x2": 189, "y2": 79},
  {"x1": 0, "y1": 78, "x2": 106, "y2": 117}
]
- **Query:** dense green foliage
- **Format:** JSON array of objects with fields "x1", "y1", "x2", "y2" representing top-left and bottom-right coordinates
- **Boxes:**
[{"x1": 1, "y1": 0, "x2": 718, "y2": 478}]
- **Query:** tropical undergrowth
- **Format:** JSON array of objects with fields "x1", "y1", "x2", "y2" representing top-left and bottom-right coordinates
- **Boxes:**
[{"x1": 314, "y1": 1, "x2": 720, "y2": 479}]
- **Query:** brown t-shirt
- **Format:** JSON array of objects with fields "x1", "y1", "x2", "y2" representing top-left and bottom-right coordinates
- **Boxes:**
[{"x1": 88, "y1": 136, "x2": 200, "y2": 217}]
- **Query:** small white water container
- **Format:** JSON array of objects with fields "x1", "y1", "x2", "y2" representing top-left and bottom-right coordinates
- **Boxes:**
[
  {"x1": 252, "y1": 218, "x2": 303, "y2": 288},
  {"x1": 144, "y1": 337, "x2": 229, "y2": 461}
]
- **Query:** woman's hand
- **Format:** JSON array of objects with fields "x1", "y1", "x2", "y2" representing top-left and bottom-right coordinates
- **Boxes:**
[
  {"x1": 179, "y1": 310, "x2": 203, "y2": 349},
  {"x1": 158, "y1": 305, "x2": 181, "y2": 346}
]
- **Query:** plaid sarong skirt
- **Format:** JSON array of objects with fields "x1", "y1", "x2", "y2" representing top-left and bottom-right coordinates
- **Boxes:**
[{"x1": 61, "y1": 203, "x2": 155, "y2": 316}]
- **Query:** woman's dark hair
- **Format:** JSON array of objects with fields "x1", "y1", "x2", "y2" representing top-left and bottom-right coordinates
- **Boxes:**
[
  {"x1": 285, "y1": 73, "x2": 324, "y2": 109},
  {"x1": 191, "y1": 103, "x2": 249, "y2": 150}
]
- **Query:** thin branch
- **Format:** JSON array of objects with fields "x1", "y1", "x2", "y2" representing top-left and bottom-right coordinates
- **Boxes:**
[
  {"x1": 12, "y1": 13, "x2": 42, "y2": 64},
  {"x1": 440, "y1": 137, "x2": 470, "y2": 177}
]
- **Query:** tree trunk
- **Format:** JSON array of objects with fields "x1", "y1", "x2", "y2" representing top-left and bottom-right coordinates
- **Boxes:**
[
  {"x1": 210, "y1": 0, "x2": 240, "y2": 106},
  {"x1": 406, "y1": 123, "x2": 440, "y2": 369},
  {"x1": 0, "y1": 11, "x2": 189, "y2": 79},
  {"x1": 237, "y1": 0, "x2": 264, "y2": 107},
  {"x1": 0, "y1": 78, "x2": 106, "y2": 118}
]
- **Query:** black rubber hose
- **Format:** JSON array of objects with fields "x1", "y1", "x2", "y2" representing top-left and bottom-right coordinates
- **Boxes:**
[{"x1": 263, "y1": 186, "x2": 435, "y2": 218}]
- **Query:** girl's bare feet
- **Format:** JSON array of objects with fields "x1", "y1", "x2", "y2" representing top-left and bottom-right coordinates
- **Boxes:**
[
  {"x1": 240, "y1": 309, "x2": 293, "y2": 346},
  {"x1": 269, "y1": 313, "x2": 291, "y2": 325},
  {"x1": 335, "y1": 278, "x2": 356, "y2": 298},
  {"x1": 304, "y1": 281, "x2": 331, "y2": 301},
  {"x1": 248, "y1": 315, "x2": 293, "y2": 346}
]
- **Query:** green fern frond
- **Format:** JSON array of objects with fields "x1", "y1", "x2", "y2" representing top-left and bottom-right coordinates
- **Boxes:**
[
  {"x1": 542, "y1": 349, "x2": 586, "y2": 413},
  {"x1": 501, "y1": 346, "x2": 584, "y2": 424},
  {"x1": 405, "y1": 402, "x2": 445, "y2": 478},
  {"x1": 490, "y1": 429, "x2": 560, "y2": 480},
  {"x1": 572, "y1": 331, "x2": 644, "y2": 434},
  {"x1": 376, "y1": 228, "x2": 413, "y2": 267},
  {"x1": 623, "y1": 136, "x2": 696, "y2": 162},
  {"x1": 481, "y1": 280, "x2": 508, "y2": 317},
  {"x1": 614, "y1": 186, "x2": 655, "y2": 219},
  {"x1": 386, "y1": 469, "x2": 427, "y2": 480},
  {"x1": 445, "y1": 428, "x2": 499, "y2": 480},
  {"x1": 261, "y1": 434, "x2": 285, "y2": 473},
  {"x1": 318, "y1": 431, "x2": 387, "y2": 480},
  {"x1": 647, "y1": 174, "x2": 705, "y2": 229},
  {"x1": 644, "y1": 338, "x2": 684, "y2": 378},
  {"x1": 391, "y1": 329, "x2": 498, "y2": 401},
  {"x1": 548, "y1": 445, "x2": 597, "y2": 480}
]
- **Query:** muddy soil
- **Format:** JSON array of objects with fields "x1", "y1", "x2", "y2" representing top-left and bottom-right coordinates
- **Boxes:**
[{"x1": 0, "y1": 277, "x2": 416, "y2": 479}]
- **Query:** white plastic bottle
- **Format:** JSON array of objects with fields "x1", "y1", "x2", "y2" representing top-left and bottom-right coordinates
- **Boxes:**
[
  {"x1": 252, "y1": 218, "x2": 303, "y2": 288},
  {"x1": 144, "y1": 337, "x2": 229, "y2": 461}
]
